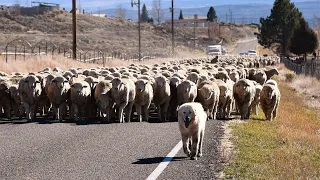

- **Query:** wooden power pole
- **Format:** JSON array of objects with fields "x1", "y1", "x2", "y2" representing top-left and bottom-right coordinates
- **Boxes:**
[
  {"x1": 131, "y1": 0, "x2": 141, "y2": 61},
  {"x1": 171, "y1": 0, "x2": 174, "y2": 56},
  {"x1": 72, "y1": 0, "x2": 77, "y2": 60}
]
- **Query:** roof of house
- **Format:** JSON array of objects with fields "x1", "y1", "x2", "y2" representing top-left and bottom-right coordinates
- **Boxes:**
[{"x1": 165, "y1": 18, "x2": 208, "y2": 23}]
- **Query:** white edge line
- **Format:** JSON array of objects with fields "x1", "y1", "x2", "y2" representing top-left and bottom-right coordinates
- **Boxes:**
[{"x1": 146, "y1": 140, "x2": 183, "y2": 180}]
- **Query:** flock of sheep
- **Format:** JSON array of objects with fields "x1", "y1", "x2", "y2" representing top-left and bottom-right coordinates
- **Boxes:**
[{"x1": 0, "y1": 55, "x2": 281, "y2": 123}]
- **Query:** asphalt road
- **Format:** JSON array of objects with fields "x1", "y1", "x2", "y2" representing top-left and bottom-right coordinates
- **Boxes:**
[
  {"x1": 0, "y1": 119, "x2": 224, "y2": 180},
  {"x1": 232, "y1": 39, "x2": 259, "y2": 55}
]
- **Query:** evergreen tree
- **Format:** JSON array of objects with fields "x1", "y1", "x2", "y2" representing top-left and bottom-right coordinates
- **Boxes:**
[
  {"x1": 141, "y1": 4, "x2": 149, "y2": 23},
  {"x1": 255, "y1": 0, "x2": 300, "y2": 56},
  {"x1": 179, "y1": 9, "x2": 184, "y2": 20},
  {"x1": 290, "y1": 17, "x2": 319, "y2": 59},
  {"x1": 207, "y1": 7, "x2": 217, "y2": 22},
  {"x1": 148, "y1": 17, "x2": 154, "y2": 24}
]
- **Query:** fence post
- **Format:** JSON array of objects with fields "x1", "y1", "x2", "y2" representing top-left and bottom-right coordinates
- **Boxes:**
[
  {"x1": 45, "y1": 42, "x2": 48, "y2": 55},
  {"x1": 103, "y1": 52, "x2": 105, "y2": 67},
  {"x1": 23, "y1": 45, "x2": 26, "y2": 61},
  {"x1": 15, "y1": 46, "x2": 17, "y2": 61},
  {"x1": 5, "y1": 46, "x2": 8, "y2": 63}
]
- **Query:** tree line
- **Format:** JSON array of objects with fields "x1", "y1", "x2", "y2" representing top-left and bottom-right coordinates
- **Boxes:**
[
  {"x1": 256, "y1": 0, "x2": 319, "y2": 59},
  {"x1": 115, "y1": 0, "x2": 218, "y2": 24}
]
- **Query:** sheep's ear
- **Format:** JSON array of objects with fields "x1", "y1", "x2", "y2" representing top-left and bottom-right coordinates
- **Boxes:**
[
  {"x1": 83, "y1": 85, "x2": 88, "y2": 88},
  {"x1": 35, "y1": 81, "x2": 41, "y2": 84},
  {"x1": 64, "y1": 80, "x2": 69, "y2": 83}
]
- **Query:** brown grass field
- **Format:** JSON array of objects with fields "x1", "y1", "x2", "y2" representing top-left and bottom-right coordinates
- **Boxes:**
[
  {"x1": 224, "y1": 66, "x2": 320, "y2": 179},
  {"x1": 0, "y1": 46, "x2": 206, "y2": 74}
]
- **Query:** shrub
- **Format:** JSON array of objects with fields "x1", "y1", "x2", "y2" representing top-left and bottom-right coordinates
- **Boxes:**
[{"x1": 285, "y1": 71, "x2": 297, "y2": 82}]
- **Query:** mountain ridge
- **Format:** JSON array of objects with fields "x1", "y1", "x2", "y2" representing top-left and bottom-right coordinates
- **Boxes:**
[{"x1": 96, "y1": 1, "x2": 320, "y2": 27}]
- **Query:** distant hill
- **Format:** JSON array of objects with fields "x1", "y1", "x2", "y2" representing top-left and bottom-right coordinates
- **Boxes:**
[{"x1": 98, "y1": 1, "x2": 320, "y2": 27}]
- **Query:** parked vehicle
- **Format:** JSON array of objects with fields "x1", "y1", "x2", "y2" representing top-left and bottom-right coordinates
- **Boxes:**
[{"x1": 247, "y1": 49, "x2": 258, "y2": 56}]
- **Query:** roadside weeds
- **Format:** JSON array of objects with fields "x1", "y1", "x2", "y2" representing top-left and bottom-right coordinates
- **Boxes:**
[{"x1": 221, "y1": 66, "x2": 320, "y2": 179}]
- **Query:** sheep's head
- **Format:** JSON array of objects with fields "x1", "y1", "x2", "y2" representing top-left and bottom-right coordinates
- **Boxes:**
[
  {"x1": 263, "y1": 85, "x2": 276, "y2": 100},
  {"x1": 111, "y1": 78, "x2": 125, "y2": 91},
  {"x1": 51, "y1": 76, "x2": 69, "y2": 89},
  {"x1": 155, "y1": 76, "x2": 168, "y2": 88},
  {"x1": 71, "y1": 82, "x2": 88, "y2": 95},
  {"x1": 135, "y1": 79, "x2": 148, "y2": 93}
]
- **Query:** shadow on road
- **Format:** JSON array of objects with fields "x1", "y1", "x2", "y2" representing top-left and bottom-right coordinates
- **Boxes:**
[{"x1": 132, "y1": 156, "x2": 187, "y2": 165}]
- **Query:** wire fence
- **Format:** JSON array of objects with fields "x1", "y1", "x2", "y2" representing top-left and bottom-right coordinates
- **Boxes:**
[
  {"x1": 0, "y1": 39, "x2": 173, "y2": 64},
  {"x1": 282, "y1": 56, "x2": 320, "y2": 79}
]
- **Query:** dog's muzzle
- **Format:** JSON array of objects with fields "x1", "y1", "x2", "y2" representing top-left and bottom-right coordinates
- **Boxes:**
[{"x1": 184, "y1": 116, "x2": 191, "y2": 128}]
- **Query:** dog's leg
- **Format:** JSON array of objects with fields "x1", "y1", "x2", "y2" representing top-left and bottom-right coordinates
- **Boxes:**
[
  {"x1": 182, "y1": 135, "x2": 191, "y2": 157},
  {"x1": 197, "y1": 129, "x2": 205, "y2": 157},
  {"x1": 190, "y1": 134, "x2": 200, "y2": 160}
]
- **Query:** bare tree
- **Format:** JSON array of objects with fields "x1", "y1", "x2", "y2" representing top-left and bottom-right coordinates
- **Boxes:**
[
  {"x1": 116, "y1": 4, "x2": 126, "y2": 21},
  {"x1": 152, "y1": 0, "x2": 164, "y2": 24}
]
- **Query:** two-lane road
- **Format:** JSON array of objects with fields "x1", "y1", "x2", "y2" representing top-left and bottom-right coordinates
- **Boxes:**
[
  {"x1": 0, "y1": 120, "x2": 224, "y2": 180},
  {"x1": 232, "y1": 39, "x2": 259, "y2": 55}
]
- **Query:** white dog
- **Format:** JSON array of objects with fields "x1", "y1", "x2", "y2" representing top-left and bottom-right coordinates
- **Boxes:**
[{"x1": 178, "y1": 102, "x2": 207, "y2": 160}]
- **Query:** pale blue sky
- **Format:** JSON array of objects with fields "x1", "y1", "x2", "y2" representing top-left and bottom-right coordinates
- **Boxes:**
[{"x1": 0, "y1": 0, "x2": 315, "y2": 10}]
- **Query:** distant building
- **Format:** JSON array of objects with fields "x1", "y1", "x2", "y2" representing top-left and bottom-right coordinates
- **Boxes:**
[
  {"x1": 91, "y1": 14, "x2": 107, "y2": 18},
  {"x1": 0, "y1": 2, "x2": 60, "y2": 15},
  {"x1": 165, "y1": 15, "x2": 211, "y2": 27}
]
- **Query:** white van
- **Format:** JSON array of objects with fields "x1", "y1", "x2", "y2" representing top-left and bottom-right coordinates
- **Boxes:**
[{"x1": 207, "y1": 45, "x2": 222, "y2": 55}]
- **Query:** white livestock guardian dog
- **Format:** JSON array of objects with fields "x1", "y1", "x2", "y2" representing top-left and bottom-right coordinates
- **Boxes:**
[{"x1": 178, "y1": 102, "x2": 207, "y2": 160}]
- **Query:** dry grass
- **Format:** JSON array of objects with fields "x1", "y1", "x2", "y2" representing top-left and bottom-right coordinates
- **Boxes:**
[
  {"x1": 0, "y1": 11, "x2": 255, "y2": 57},
  {"x1": 256, "y1": 45, "x2": 276, "y2": 56},
  {"x1": 0, "y1": 50, "x2": 206, "y2": 74},
  {"x1": 291, "y1": 75, "x2": 320, "y2": 109},
  {"x1": 225, "y1": 75, "x2": 320, "y2": 179}
]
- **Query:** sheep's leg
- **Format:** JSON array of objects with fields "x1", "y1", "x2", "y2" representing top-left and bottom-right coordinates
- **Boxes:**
[
  {"x1": 157, "y1": 105, "x2": 162, "y2": 122},
  {"x1": 226, "y1": 99, "x2": 232, "y2": 118},
  {"x1": 59, "y1": 103, "x2": 67, "y2": 122},
  {"x1": 118, "y1": 102, "x2": 127, "y2": 123},
  {"x1": 4, "y1": 102, "x2": 12, "y2": 119},
  {"x1": 207, "y1": 104, "x2": 214, "y2": 120},
  {"x1": 30, "y1": 104, "x2": 37, "y2": 121},
  {"x1": 52, "y1": 103, "x2": 58, "y2": 120},
  {"x1": 273, "y1": 105, "x2": 279, "y2": 120},
  {"x1": 74, "y1": 104, "x2": 79, "y2": 122},
  {"x1": 125, "y1": 101, "x2": 134, "y2": 123},
  {"x1": 23, "y1": 102, "x2": 31, "y2": 122},
  {"x1": 161, "y1": 101, "x2": 170, "y2": 122},
  {"x1": 135, "y1": 104, "x2": 142, "y2": 122},
  {"x1": 143, "y1": 105, "x2": 149, "y2": 122}
]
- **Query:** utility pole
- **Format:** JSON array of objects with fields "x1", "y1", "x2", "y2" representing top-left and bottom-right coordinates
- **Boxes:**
[
  {"x1": 72, "y1": 0, "x2": 77, "y2": 60},
  {"x1": 229, "y1": 9, "x2": 232, "y2": 24},
  {"x1": 171, "y1": 0, "x2": 174, "y2": 56},
  {"x1": 132, "y1": 0, "x2": 141, "y2": 61},
  {"x1": 226, "y1": 13, "x2": 228, "y2": 23},
  {"x1": 193, "y1": 14, "x2": 197, "y2": 50}
]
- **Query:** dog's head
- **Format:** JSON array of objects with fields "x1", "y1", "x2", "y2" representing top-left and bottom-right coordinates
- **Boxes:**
[{"x1": 178, "y1": 104, "x2": 197, "y2": 128}]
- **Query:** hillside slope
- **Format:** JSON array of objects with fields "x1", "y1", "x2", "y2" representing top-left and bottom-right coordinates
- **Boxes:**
[{"x1": 0, "y1": 10, "x2": 257, "y2": 57}]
